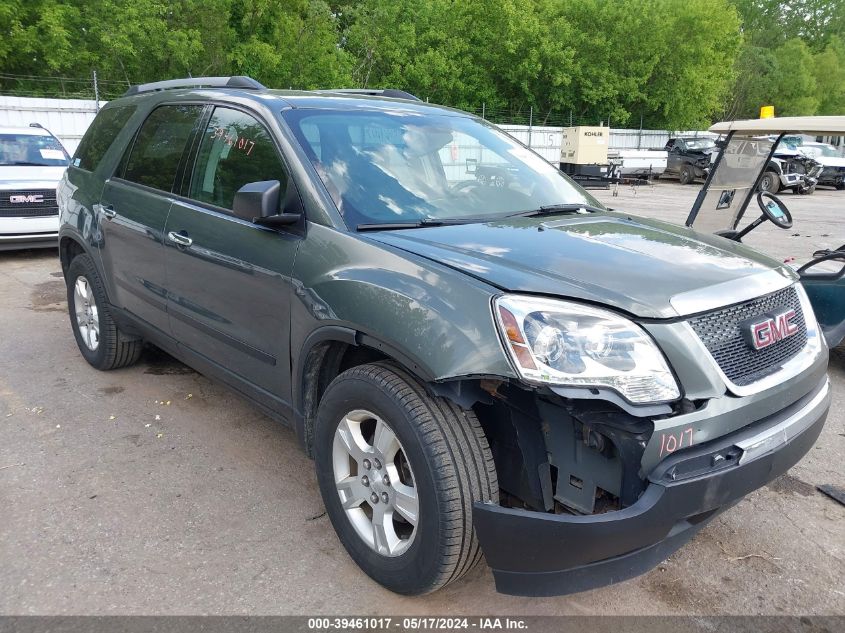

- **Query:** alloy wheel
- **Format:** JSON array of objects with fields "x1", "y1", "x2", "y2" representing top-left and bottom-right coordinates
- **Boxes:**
[
  {"x1": 73, "y1": 276, "x2": 100, "y2": 351},
  {"x1": 332, "y1": 409, "x2": 419, "y2": 557}
]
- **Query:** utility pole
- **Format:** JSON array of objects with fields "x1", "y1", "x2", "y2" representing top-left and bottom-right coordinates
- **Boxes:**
[
  {"x1": 92, "y1": 70, "x2": 100, "y2": 112},
  {"x1": 638, "y1": 112, "x2": 643, "y2": 149},
  {"x1": 528, "y1": 106, "x2": 533, "y2": 148}
]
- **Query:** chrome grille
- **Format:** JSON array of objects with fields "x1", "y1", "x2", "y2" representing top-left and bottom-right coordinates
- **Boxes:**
[
  {"x1": 688, "y1": 286, "x2": 807, "y2": 386},
  {"x1": 0, "y1": 189, "x2": 58, "y2": 217}
]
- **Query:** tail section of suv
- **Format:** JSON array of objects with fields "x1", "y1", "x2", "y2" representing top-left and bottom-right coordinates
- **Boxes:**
[
  {"x1": 57, "y1": 76, "x2": 830, "y2": 596},
  {"x1": 0, "y1": 124, "x2": 69, "y2": 250}
]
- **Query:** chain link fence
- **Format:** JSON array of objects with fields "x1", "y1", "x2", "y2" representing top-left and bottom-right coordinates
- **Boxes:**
[
  {"x1": 0, "y1": 73, "x2": 129, "y2": 102},
  {"x1": 461, "y1": 105, "x2": 600, "y2": 128}
]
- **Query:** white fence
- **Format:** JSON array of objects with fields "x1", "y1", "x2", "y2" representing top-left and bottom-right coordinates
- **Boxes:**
[
  {"x1": 609, "y1": 128, "x2": 716, "y2": 150},
  {"x1": 0, "y1": 94, "x2": 718, "y2": 163},
  {"x1": 499, "y1": 125, "x2": 562, "y2": 163},
  {"x1": 498, "y1": 124, "x2": 713, "y2": 160},
  {"x1": 0, "y1": 96, "x2": 102, "y2": 154}
]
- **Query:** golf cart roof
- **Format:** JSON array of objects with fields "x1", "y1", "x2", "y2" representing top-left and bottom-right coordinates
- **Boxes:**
[{"x1": 709, "y1": 116, "x2": 845, "y2": 136}]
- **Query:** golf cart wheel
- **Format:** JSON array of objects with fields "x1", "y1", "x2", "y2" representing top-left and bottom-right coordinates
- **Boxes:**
[
  {"x1": 760, "y1": 170, "x2": 780, "y2": 193},
  {"x1": 66, "y1": 254, "x2": 143, "y2": 370},
  {"x1": 679, "y1": 164, "x2": 693, "y2": 185},
  {"x1": 314, "y1": 361, "x2": 498, "y2": 595}
]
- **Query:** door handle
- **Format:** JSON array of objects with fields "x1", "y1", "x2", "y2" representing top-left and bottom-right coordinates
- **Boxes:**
[
  {"x1": 102, "y1": 205, "x2": 116, "y2": 220},
  {"x1": 167, "y1": 231, "x2": 193, "y2": 248}
]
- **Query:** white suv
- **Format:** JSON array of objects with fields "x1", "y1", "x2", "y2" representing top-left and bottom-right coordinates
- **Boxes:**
[{"x1": 0, "y1": 124, "x2": 69, "y2": 250}]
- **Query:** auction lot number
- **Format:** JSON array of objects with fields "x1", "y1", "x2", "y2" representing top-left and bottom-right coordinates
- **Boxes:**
[{"x1": 308, "y1": 617, "x2": 527, "y2": 630}]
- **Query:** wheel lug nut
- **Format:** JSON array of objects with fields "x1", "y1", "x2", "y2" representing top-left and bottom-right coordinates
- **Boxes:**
[
  {"x1": 370, "y1": 492, "x2": 379, "y2": 504},
  {"x1": 373, "y1": 458, "x2": 382, "y2": 470},
  {"x1": 380, "y1": 492, "x2": 389, "y2": 504},
  {"x1": 362, "y1": 458, "x2": 371, "y2": 470},
  {"x1": 361, "y1": 475, "x2": 370, "y2": 487},
  {"x1": 382, "y1": 474, "x2": 390, "y2": 486}
]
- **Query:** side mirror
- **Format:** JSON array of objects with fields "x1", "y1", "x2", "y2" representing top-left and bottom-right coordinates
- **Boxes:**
[{"x1": 232, "y1": 180, "x2": 301, "y2": 228}]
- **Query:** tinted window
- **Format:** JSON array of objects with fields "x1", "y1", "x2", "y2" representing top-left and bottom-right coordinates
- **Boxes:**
[
  {"x1": 122, "y1": 105, "x2": 202, "y2": 192},
  {"x1": 0, "y1": 133, "x2": 69, "y2": 167},
  {"x1": 73, "y1": 105, "x2": 136, "y2": 171},
  {"x1": 188, "y1": 107, "x2": 287, "y2": 210}
]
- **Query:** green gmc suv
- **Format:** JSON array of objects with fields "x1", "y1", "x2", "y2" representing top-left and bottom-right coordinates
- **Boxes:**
[{"x1": 57, "y1": 76, "x2": 830, "y2": 597}]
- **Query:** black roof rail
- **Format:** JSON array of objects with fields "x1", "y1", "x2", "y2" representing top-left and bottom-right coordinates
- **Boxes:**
[
  {"x1": 313, "y1": 88, "x2": 421, "y2": 101},
  {"x1": 123, "y1": 76, "x2": 266, "y2": 97}
]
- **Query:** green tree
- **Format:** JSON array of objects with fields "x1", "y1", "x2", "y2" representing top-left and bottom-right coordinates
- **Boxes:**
[
  {"x1": 543, "y1": 0, "x2": 741, "y2": 129},
  {"x1": 812, "y1": 36, "x2": 845, "y2": 115},
  {"x1": 727, "y1": 38, "x2": 819, "y2": 118},
  {"x1": 343, "y1": 0, "x2": 573, "y2": 117},
  {"x1": 229, "y1": 0, "x2": 351, "y2": 89},
  {"x1": 732, "y1": 0, "x2": 845, "y2": 50}
]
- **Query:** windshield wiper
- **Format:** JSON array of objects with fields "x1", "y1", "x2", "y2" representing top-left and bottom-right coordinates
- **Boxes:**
[
  {"x1": 7, "y1": 161, "x2": 47, "y2": 167},
  {"x1": 356, "y1": 217, "x2": 488, "y2": 231},
  {"x1": 511, "y1": 203, "x2": 607, "y2": 218}
]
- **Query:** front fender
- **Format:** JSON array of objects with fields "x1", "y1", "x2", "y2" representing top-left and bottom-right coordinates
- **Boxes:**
[{"x1": 289, "y1": 223, "x2": 517, "y2": 388}]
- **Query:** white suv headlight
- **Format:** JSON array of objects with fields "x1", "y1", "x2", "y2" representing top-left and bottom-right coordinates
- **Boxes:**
[{"x1": 494, "y1": 295, "x2": 680, "y2": 404}]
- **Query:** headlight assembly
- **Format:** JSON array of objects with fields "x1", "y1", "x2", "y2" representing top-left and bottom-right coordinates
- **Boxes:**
[{"x1": 494, "y1": 295, "x2": 680, "y2": 404}]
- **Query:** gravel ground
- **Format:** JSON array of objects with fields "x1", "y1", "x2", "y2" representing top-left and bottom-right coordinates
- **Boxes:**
[{"x1": 0, "y1": 182, "x2": 843, "y2": 615}]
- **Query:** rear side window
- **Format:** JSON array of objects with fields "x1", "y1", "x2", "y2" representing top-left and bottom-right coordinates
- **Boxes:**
[
  {"x1": 121, "y1": 105, "x2": 203, "y2": 192},
  {"x1": 187, "y1": 107, "x2": 287, "y2": 211},
  {"x1": 73, "y1": 105, "x2": 136, "y2": 171}
]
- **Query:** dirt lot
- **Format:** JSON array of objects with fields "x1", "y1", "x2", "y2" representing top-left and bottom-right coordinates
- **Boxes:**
[{"x1": 1, "y1": 182, "x2": 843, "y2": 615}]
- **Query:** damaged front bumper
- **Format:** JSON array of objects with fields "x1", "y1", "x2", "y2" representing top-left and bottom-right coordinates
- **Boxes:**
[{"x1": 473, "y1": 376, "x2": 830, "y2": 597}]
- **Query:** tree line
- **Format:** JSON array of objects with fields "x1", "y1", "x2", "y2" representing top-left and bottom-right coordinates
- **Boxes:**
[{"x1": 1, "y1": 0, "x2": 843, "y2": 129}]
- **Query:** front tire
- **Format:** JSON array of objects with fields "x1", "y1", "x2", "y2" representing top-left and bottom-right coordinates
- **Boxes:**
[
  {"x1": 314, "y1": 362, "x2": 498, "y2": 595},
  {"x1": 760, "y1": 170, "x2": 780, "y2": 193},
  {"x1": 66, "y1": 254, "x2": 143, "y2": 370},
  {"x1": 679, "y1": 164, "x2": 693, "y2": 185}
]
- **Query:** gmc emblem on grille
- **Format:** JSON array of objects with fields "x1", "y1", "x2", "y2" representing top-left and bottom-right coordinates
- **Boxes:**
[
  {"x1": 743, "y1": 309, "x2": 799, "y2": 350},
  {"x1": 9, "y1": 194, "x2": 44, "y2": 204}
]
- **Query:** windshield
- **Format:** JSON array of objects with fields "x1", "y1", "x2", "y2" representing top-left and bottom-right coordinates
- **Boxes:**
[
  {"x1": 0, "y1": 133, "x2": 69, "y2": 167},
  {"x1": 684, "y1": 138, "x2": 716, "y2": 151},
  {"x1": 686, "y1": 135, "x2": 775, "y2": 232},
  {"x1": 283, "y1": 109, "x2": 601, "y2": 228}
]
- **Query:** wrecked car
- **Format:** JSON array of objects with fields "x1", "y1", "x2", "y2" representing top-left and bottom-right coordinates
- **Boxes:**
[
  {"x1": 57, "y1": 77, "x2": 831, "y2": 597},
  {"x1": 662, "y1": 136, "x2": 718, "y2": 184}
]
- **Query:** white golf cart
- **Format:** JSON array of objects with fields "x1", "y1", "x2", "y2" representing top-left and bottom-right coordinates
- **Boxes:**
[{"x1": 685, "y1": 116, "x2": 845, "y2": 349}]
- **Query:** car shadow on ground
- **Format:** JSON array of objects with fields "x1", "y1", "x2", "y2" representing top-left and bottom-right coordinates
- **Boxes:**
[{"x1": 0, "y1": 247, "x2": 59, "y2": 262}]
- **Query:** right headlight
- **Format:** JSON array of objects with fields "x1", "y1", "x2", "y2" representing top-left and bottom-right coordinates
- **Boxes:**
[{"x1": 494, "y1": 295, "x2": 681, "y2": 404}]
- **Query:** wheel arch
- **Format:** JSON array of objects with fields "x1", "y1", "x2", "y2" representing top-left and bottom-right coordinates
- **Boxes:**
[
  {"x1": 766, "y1": 160, "x2": 783, "y2": 175},
  {"x1": 59, "y1": 234, "x2": 88, "y2": 277},
  {"x1": 292, "y1": 326, "x2": 496, "y2": 458},
  {"x1": 293, "y1": 326, "x2": 440, "y2": 457}
]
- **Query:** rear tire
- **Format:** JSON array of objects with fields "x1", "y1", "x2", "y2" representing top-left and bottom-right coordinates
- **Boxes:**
[
  {"x1": 66, "y1": 254, "x2": 143, "y2": 370},
  {"x1": 679, "y1": 164, "x2": 693, "y2": 185},
  {"x1": 314, "y1": 362, "x2": 498, "y2": 595}
]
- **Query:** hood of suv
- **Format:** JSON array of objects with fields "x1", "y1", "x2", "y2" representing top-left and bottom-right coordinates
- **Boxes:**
[
  {"x1": 364, "y1": 213, "x2": 794, "y2": 319},
  {"x1": 811, "y1": 155, "x2": 845, "y2": 168},
  {"x1": 0, "y1": 165, "x2": 67, "y2": 189}
]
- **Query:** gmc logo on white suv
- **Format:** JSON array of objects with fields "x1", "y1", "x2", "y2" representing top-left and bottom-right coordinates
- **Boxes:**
[
  {"x1": 9, "y1": 194, "x2": 44, "y2": 204},
  {"x1": 746, "y1": 309, "x2": 799, "y2": 350}
]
